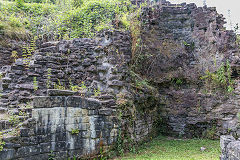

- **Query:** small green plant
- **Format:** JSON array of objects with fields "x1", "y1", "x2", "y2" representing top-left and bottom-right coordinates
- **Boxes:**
[
  {"x1": 94, "y1": 87, "x2": 101, "y2": 96},
  {"x1": 80, "y1": 81, "x2": 87, "y2": 90},
  {"x1": 176, "y1": 79, "x2": 183, "y2": 85},
  {"x1": 8, "y1": 128, "x2": 20, "y2": 137},
  {"x1": 67, "y1": 155, "x2": 78, "y2": 160},
  {"x1": 71, "y1": 128, "x2": 80, "y2": 135},
  {"x1": 33, "y1": 77, "x2": 38, "y2": 91},
  {"x1": 48, "y1": 151, "x2": 55, "y2": 160},
  {"x1": 54, "y1": 79, "x2": 66, "y2": 90},
  {"x1": 98, "y1": 144, "x2": 107, "y2": 160},
  {"x1": 8, "y1": 110, "x2": 27, "y2": 127},
  {"x1": 171, "y1": 78, "x2": 183, "y2": 86},
  {"x1": 46, "y1": 68, "x2": 52, "y2": 89},
  {"x1": 237, "y1": 112, "x2": 240, "y2": 122},
  {"x1": 70, "y1": 85, "x2": 80, "y2": 92},
  {"x1": 183, "y1": 41, "x2": 190, "y2": 46},
  {"x1": 115, "y1": 129, "x2": 124, "y2": 156},
  {"x1": 16, "y1": 0, "x2": 24, "y2": 9},
  {"x1": 72, "y1": 0, "x2": 84, "y2": 8},
  {"x1": 69, "y1": 79, "x2": 80, "y2": 91},
  {"x1": 20, "y1": 102, "x2": 33, "y2": 109},
  {"x1": 0, "y1": 132, "x2": 5, "y2": 152},
  {"x1": 11, "y1": 51, "x2": 18, "y2": 62},
  {"x1": 183, "y1": 41, "x2": 195, "y2": 52},
  {"x1": 22, "y1": 36, "x2": 37, "y2": 68},
  {"x1": 201, "y1": 61, "x2": 234, "y2": 93},
  {"x1": 9, "y1": 114, "x2": 20, "y2": 126}
]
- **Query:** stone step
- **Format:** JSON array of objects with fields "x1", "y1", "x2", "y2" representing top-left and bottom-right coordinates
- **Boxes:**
[
  {"x1": 38, "y1": 46, "x2": 57, "y2": 53},
  {"x1": 41, "y1": 41, "x2": 59, "y2": 48},
  {"x1": 47, "y1": 89, "x2": 77, "y2": 96}
]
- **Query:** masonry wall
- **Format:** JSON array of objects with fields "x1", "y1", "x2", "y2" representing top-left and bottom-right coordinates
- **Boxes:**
[
  {"x1": 0, "y1": 95, "x2": 117, "y2": 159},
  {"x1": 0, "y1": 94, "x2": 155, "y2": 160},
  {"x1": 2, "y1": 1, "x2": 240, "y2": 159},
  {"x1": 137, "y1": 1, "x2": 240, "y2": 138},
  {"x1": 0, "y1": 30, "x2": 156, "y2": 159},
  {"x1": 0, "y1": 31, "x2": 131, "y2": 108}
]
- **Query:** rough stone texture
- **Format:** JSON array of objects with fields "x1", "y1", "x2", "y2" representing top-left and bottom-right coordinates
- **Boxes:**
[
  {"x1": 220, "y1": 135, "x2": 240, "y2": 160},
  {"x1": 1, "y1": 0, "x2": 240, "y2": 159},
  {"x1": 0, "y1": 96, "x2": 116, "y2": 160},
  {"x1": 0, "y1": 40, "x2": 26, "y2": 67},
  {"x1": 0, "y1": 30, "x2": 155, "y2": 159},
  {"x1": 140, "y1": 1, "x2": 236, "y2": 82},
  {"x1": 0, "y1": 30, "x2": 131, "y2": 108},
  {"x1": 137, "y1": 1, "x2": 240, "y2": 137},
  {"x1": 0, "y1": 94, "x2": 155, "y2": 159}
]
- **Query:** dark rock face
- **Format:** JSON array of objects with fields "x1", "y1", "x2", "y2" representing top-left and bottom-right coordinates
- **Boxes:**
[
  {"x1": 136, "y1": 1, "x2": 240, "y2": 137},
  {"x1": 139, "y1": 2, "x2": 236, "y2": 82}
]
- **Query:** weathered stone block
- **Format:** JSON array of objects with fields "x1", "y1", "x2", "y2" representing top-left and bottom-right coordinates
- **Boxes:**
[
  {"x1": 82, "y1": 98, "x2": 101, "y2": 109},
  {"x1": 220, "y1": 135, "x2": 236, "y2": 153},
  {"x1": 33, "y1": 96, "x2": 65, "y2": 108},
  {"x1": 20, "y1": 128, "x2": 31, "y2": 137},
  {"x1": 51, "y1": 141, "x2": 67, "y2": 152},
  {"x1": 227, "y1": 141, "x2": 240, "y2": 160},
  {"x1": 0, "y1": 149, "x2": 16, "y2": 160},
  {"x1": 47, "y1": 89, "x2": 76, "y2": 96},
  {"x1": 16, "y1": 145, "x2": 41, "y2": 157},
  {"x1": 88, "y1": 110, "x2": 98, "y2": 115},
  {"x1": 99, "y1": 108, "x2": 113, "y2": 116},
  {"x1": 39, "y1": 142, "x2": 51, "y2": 153},
  {"x1": 66, "y1": 96, "x2": 83, "y2": 108}
]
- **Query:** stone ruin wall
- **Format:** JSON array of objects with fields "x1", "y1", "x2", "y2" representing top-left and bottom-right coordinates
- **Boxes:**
[
  {"x1": 0, "y1": 30, "x2": 155, "y2": 159},
  {"x1": 138, "y1": 1, "x2": 240, "y2": 138},
  {"x1": 0, "y1": 31, "x2": 131, "y2": 108},
  {"x1": 1, "y1": 0, "x2": 240, "y2": 159}
]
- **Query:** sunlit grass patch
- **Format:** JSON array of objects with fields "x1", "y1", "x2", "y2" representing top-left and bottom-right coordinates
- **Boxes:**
[{"x1": 116, "y1": 136, "x2": 220, "y2": 160}]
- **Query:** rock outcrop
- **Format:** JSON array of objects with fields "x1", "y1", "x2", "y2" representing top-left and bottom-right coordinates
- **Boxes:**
[{"x1": 137, "y1": 0, "x2": 240, "y2": 137}]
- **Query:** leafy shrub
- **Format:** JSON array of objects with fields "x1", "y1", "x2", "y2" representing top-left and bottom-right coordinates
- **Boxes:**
[
  {"x1": 1, "y1": 0, "x2": 135, "y2": 41},
  {"x1": 63, "y1": 0, "x2": 131, "y2": 38},
  {"x1": 201, "y1": 61, "x2": 234, "y2": 93},
  {"x1": 72, "y1": 0, "x2": 83, "y2": 8},
  {"x1": 9, "y1": 14, "x2": 22, "y2": 27},
  {"x1": 16, "y1": 0, "x2": 25, "y2": 9}
]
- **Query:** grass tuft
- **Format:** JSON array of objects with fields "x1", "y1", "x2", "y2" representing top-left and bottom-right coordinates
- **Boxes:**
[{"x1": 116, "y1": 136, "x2": 220, "y2": 160}]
